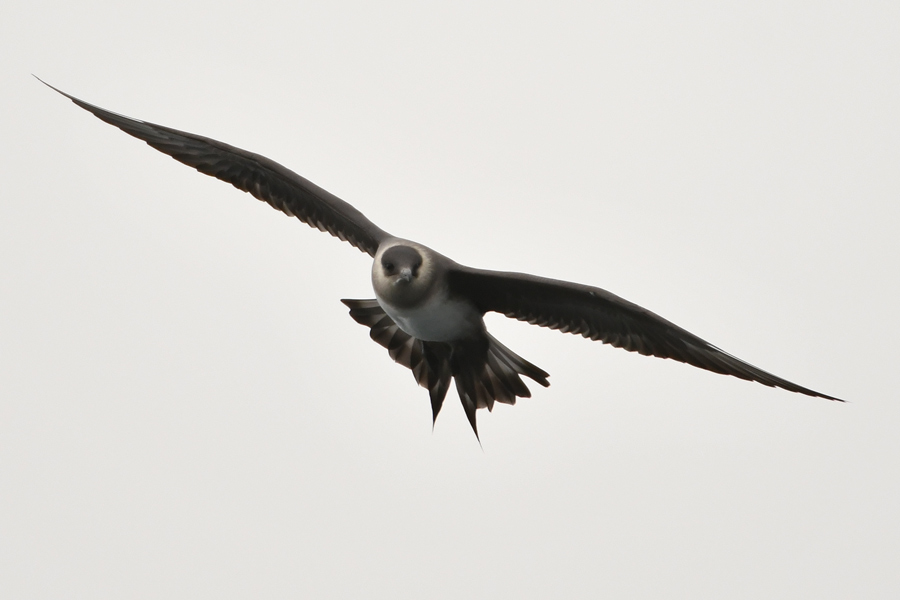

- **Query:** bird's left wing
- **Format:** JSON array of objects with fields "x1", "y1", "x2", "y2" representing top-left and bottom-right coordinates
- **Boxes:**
[
  {"x1": 40, "y1": 78, "x2": 391, "y2": 256},
  {"x1": 448, "y1": 266, "x2": 842, "y2": 401}
]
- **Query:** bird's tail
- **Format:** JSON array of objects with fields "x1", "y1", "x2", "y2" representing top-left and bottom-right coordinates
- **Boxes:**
[
  {"x1": 341, "y1": 299, "x2": 549, "y2": 439},
  {"x1": 451, "y1": 334, "x2": 549, "y2": 439},
  {"x1": 341, "y1": 299, "x2": 452, "y2": 424}
]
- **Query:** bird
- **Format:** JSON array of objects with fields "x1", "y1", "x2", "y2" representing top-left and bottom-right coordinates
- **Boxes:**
[{"x1": 40, "y1": 78, "x2": 843, "y2": 439}]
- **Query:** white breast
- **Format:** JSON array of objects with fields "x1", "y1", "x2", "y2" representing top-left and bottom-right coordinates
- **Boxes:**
[{"x1": 377, "y1": 290, "x2": 481, "y2": 342}]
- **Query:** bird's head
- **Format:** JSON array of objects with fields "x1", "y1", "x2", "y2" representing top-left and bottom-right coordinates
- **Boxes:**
[
  {"x1": 380, "y1": 245, "x2": 422, "y2": 286},
  {"x1": 373, "y1": 242, "x2": 436, "y2": 308}
]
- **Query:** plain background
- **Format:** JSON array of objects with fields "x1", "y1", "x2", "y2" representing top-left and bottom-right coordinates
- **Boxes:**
[{"x1": 2, "y1": 1, "x2": 898, "y2": 598}]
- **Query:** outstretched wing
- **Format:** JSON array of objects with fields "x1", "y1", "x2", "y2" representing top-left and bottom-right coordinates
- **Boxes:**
[
  {"x1": 41, "y1": 78, "x2": 391, "y2": 256},
  {"x1": 449, "y1": 267, "x2": 842, "y2": 401}
]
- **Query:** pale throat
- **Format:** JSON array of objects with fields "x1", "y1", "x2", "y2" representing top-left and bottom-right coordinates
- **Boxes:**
[{"x1": 375, "y1": 286, "x2": 482, "y2": 343}]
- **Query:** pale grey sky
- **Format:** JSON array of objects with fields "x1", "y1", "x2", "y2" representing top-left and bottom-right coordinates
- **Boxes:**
[{"x1": 2, "y1": 1, "x2": 898, "y2": 598}]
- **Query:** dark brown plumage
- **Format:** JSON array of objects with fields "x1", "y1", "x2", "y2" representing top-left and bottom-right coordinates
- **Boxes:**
[{"x1": 41, "y1": 77, "x2": 843, "y2": 439}]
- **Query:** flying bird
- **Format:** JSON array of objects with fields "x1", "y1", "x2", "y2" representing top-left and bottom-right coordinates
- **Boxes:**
[{"x1": 41, "y1": 78, "x2": 842, "y2": 439}]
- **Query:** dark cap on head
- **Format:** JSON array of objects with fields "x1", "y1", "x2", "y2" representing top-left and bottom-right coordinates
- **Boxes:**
[{"x1": 381, "y1": 245, "x2": 422, "y2": 275}]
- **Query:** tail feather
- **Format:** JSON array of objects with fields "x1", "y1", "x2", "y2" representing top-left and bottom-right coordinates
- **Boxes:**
[
  {"x1": 343, "y1": 299, "x2": 453, "y2": 421},
  {"x1": 455, "y1": 377, "x2": 481, "y2": 438},
  {"x1": 485, "y1": 351, "x2": 523, "y2": 403},
  {"x1": 342, "y1": 299, "x2": 549, "y2": 439},
  {"x1": 487, "y1": 333, "x2": 550, "y2": 388}
]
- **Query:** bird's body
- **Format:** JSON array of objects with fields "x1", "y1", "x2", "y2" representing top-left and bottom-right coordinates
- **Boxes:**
[
  {"x1": 41, "y1": 78, "x2": 843, "y2": 438},
  {"x1": 379, "y1": 282, "x2": 479, "y2": 343}
]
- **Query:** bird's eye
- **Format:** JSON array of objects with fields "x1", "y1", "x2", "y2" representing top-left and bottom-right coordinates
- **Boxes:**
[{"x1": 384, "y1": 262, "x2": 394, "y2": 272}]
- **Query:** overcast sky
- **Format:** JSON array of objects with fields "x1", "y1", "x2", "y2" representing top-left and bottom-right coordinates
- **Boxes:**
[{"x1": 2, "y1": 1, "x2": 898, "y2": 598}]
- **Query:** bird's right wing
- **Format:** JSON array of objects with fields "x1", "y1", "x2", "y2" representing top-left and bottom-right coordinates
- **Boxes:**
[{"x1": 41, "y1": 78, "x2": 391, "y2": 256}]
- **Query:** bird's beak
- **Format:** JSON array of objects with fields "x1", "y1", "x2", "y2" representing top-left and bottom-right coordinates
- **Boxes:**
[{"x1": 399, "y1": 267, "x2": 413, "y2": 283}]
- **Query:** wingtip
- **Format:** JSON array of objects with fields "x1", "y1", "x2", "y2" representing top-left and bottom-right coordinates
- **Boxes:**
[
  {"x1": 33, "y1": 75, "x2": 69, "y2": 99},
  {"x1": 789, "y1": 382, "x2": 845, "y2": 403}
]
